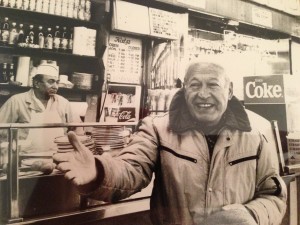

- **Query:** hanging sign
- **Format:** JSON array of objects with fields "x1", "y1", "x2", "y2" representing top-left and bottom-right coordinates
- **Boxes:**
[{"x1": 244, "y1": 75, "x2": 285, "y2": 104}]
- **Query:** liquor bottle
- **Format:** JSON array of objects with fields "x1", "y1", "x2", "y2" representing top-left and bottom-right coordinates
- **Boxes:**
[
  {"x1": 37, "y1": 25, "x2": 44, "y2": 48},
  {"x1": 53, "y1": 25, "x2": 61, "y2": 51},
  {"x1": 1, "y1": 63, "x2": 8, "y2": 83},
  {"x1": 17, "y1": 23, "x2": 25, "y2": 46},
  {"x1": 45, "y1": 27, "x2": 53, "y2": 49},
  {"x1": 8, "y1": 63, "x2": 15, "y2": 81},
  {"x1": 1, "y1": 17, "x2": 10, "y2": 46},
  {"x1": 26, "y1": 24, "x2": 35, "y2": 47},
  {"x1": 60, "y1": 26, "x2": 68, "y2": 52},
  {"x1": 8, "y1": 21, "x2": 18, "y2": 46},
  {"x1": 67, "y1": 27, "x2": 73, "y2": 53}
]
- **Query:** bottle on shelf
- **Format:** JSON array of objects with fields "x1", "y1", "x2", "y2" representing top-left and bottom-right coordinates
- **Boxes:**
[
  {"x1": 37, "y1": 25, "x2": 44, "y2": 49},
  {"x1": 45, "y1": 27, "x2": 53, "y2": 50},
  {"x1": 17, "y1": 23, "x2": 25, "y2": 47},
  {"x1": 8, "y1": 63, "x2": 15, "y2": 82},
  {"x1": 26, "y1": 24, "x2": 35, "y2": 47},
  {"x1": 1, "y1": 63, "x2": 8, "y2": 83},
  {"x1": 1, "y1": 17, "x2": 10, "y2": 46},
  {"x1": 9, "y1": 21, "x2": 18, "y2": 46},
  {"x1": 67, "y1": 27, "x2": 73, "y2": 53},
  {"x1": 60, "y1": 26, "x2": 68, "y2": 52},
  {"x1": 53, "y1": 25, "x2": 61, "y2": 51}
]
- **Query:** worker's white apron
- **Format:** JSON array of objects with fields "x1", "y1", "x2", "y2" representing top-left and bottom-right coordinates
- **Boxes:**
[{"x1": 26, "y1": 100, "x2": 64, "y2": 152}]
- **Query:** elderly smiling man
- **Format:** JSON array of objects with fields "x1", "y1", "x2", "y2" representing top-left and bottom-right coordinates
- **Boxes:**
[{"x1": 54, "y1": 58, "x2": 287, "y2": 225}]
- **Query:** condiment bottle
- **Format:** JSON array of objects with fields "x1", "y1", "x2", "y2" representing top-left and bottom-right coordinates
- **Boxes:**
[
  {"x1": 37, "y1": 25, "x2": 44, "y2": 48},
  {"x1": 8, "y1": 21, "x2": 18, "y2": 46},
  {"x1": 53, "y1": 25, "x2": 61, "y2": 51},
  {"x1": 1, "y1": 17, "x2": 10, "y2": 46},
  {"x1": 45, "y1": 27, "x2": 53, "y2": 49}
]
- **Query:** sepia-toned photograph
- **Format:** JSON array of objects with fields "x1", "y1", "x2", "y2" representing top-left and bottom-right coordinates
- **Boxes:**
[{"x1": 0, "y1": 0, "x2": 300, "y2": 225}]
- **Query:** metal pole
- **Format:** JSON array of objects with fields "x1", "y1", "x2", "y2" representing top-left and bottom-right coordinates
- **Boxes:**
[{"x1": 7, "y1": 128, "x2": 22, "y2": 223}]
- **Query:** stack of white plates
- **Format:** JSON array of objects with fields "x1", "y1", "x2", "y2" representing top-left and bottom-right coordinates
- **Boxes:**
[
  {"x1": 92, "y1": 126, "x2": 126, "y2": 152},
  {"x1": 54, "y1": 135, "x2": 98, "y2": 154}
]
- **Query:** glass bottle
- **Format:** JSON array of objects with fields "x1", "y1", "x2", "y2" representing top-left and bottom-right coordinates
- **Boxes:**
[
  {"x1": 1, "y1": 63, "x2": 8, "y2": 83},
  {"x1": 1, "y1": 17, "x2": 10, "y2": 46},
  {"x1": 8, "y1": 21, "x2": 18, "y2": 46},
  {"x1": 17, "y1": 23, "x2": 25, "y2": 46},
  {"x1": 67, "y1": 27, "x2": 73, "y2": 53},
  {"x1": 60, "y1": 26, "x2": 68, "y2": 52},
  {"x1": 45, "y1": 27, "x2": 53, "y2": 49},
  {"x1": 8, "y1": 63, "x2": 15, "y2": 81},
  {"x1": 37, "y1": 25, "x2": 44, "y2": 48},
  {"x1": 26, "y1": 24, "x2": 35, "y2": 47},
  {"x1": 53, "y1": 25, "x2": 61, "y2": 51}
]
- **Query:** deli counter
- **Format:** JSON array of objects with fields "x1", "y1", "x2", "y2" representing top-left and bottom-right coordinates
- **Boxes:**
[{"x1": 0, "y1": 122, "x2": 153, "y2": 225}]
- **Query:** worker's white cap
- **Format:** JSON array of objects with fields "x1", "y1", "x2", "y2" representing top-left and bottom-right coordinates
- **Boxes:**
[{"x1": 36, "y1": 64, "x2": 59, "y2": 79}]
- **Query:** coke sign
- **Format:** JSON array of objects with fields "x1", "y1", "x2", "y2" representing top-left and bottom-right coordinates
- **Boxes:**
[
  {"x1": 244, "y1": 75, "x2": 285, "y2": 104},
  {"x1": 117, "y1": 107, "x2": 136, "y2": 122}
]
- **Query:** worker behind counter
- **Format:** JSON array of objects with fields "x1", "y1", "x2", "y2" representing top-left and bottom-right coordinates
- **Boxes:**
[
  {"x1": 0, "y1": 62, "x2": 80, "y2": 153},
  {"x1": 54, "y1": 57, "x2": 287, "y2": 225}
]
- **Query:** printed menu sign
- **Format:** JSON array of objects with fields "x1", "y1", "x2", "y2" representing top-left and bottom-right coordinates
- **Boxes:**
[
  {"x1": 149, "y1": 8, "x2": 179, "y2": 39},
  {"x1": 106, "y1": 34, "x2": 142, "y2": 84}
]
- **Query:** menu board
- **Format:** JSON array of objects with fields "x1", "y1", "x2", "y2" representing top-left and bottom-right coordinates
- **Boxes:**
[
  {"x1": 112, "y1": 0, "x2": 150, "y2": 35},
  {"x1": 106, "y1": 34, "x2": 142, "y2": 84},
  {"x1": 149, "y1": 7, "x2": 178, "y2": 39}
]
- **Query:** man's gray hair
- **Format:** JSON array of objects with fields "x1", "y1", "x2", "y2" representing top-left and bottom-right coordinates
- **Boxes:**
[{"x1": 184, "y1": 57, "x2": 231, "y2": 86}]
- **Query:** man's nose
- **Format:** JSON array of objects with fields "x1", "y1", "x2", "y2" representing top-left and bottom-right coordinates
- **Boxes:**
[
  {"x1": 52, "y1": 82, "x2": 59, "y2": 89},
  {"x1": 197, "y1": 87, "x2": 210, "y2": 98}
]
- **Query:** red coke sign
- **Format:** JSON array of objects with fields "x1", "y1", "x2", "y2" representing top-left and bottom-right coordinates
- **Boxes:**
[{"x1": 243, "y1": 75, "x2": 285, "y2": 104}]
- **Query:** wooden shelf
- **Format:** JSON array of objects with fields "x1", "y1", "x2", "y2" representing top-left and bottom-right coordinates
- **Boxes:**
[{"x1": 0, "y1": 6, "x2": 100, "y2": 29}]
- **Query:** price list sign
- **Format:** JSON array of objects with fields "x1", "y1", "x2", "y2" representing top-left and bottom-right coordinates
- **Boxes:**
[
  {"x1": 149, "y1": 8, "x2": 178, "y2": 39},
  {"x1": 106, "y1": 35, "x2": 142, "y2": 84}
]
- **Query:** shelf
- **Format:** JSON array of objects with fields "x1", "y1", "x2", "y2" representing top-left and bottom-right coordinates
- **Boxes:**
[
  {"x1": 0, "y1": 45, "x2": 100, "y2": 61},
  {"x1": 0, "y1": 84, "x2": 99, "y2": 96},
  {"x1": 0, "y1": 6, "x2": 100, "y2": 29}
]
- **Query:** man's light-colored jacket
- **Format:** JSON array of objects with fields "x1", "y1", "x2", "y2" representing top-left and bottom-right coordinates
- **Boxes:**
[{"x1": 93, "y1": 90, "x2": 287, "y2": 225}]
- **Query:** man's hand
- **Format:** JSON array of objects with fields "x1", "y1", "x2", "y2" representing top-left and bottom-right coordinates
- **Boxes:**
[{"x1": 53, "y1": 131, "x2": 98, "y2": 187}]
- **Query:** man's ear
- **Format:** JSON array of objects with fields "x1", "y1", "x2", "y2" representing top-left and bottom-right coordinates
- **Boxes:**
[
  {"x1": 32, "y1": 80, "x2": 39, "y2": 88},
  {"x1": 228, "y1": 82, "x2": 233, "y2": 100}
]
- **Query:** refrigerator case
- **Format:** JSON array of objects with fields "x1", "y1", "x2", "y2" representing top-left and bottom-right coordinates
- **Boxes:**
[{"x1": 243, "y1": 75, "x2": 300, "y2": 165}]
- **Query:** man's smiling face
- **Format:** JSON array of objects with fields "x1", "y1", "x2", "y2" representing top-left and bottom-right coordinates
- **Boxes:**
[{"x1": 184, "y1": 62, "x2": 233, "y2": 127}]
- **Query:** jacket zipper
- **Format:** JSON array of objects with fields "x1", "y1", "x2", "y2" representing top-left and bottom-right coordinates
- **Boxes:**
[
  {"x1": 158, "y1": 146, "x2": 197, "y2": 163},
  {"x1": 228, "y1": 155, "x2": 258, "y2": 166}
]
